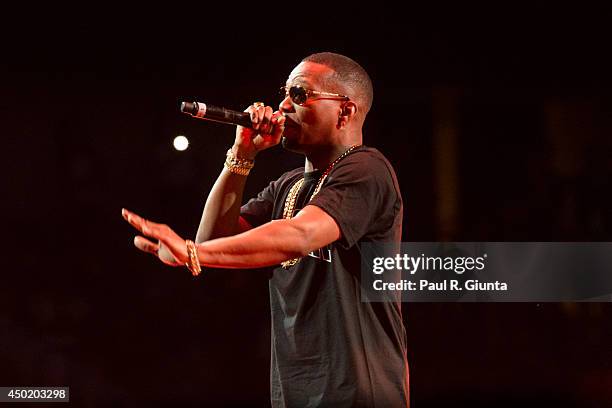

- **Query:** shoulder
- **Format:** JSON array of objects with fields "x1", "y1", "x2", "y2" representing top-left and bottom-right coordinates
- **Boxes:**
[
  {"x1": 335, "y1": 146, "x2": 396, "y2": 174},
  {"x1": 330, "y1": 146, "x2": 402, "y2": 196}
]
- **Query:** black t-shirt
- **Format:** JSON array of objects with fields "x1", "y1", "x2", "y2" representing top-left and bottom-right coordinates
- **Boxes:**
[{"x1": 241, "y1": 146, "x2": 409, "y2": 408}]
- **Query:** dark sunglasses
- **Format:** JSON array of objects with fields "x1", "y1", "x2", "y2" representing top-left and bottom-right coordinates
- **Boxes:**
[{"x1": 279, "y1": 85, "x2": 349, "y2": 106}]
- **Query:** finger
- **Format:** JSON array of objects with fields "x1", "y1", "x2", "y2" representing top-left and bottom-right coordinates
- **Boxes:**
[
  {"x1": 134, "y1": 236, "x2": 160, "y2": 255},
  {"x1": 127, "y1": 213, "x2": 155, "y2": 237},
  {"x1": 270, "y1": 112, "x2": 286, "y2": 141},
  {"x1": 123, "y1": 210, "x2": 165, "y2": 240},
  {"x1": 260, "y1": 106, "x2": 274, "y2": 134},
  {"x1": 271, "y1": 110, "x2": 285, "y2": 126},
  {"x1": 138, "y1": 223, "x2": 186, "y2": 263},
  {"x1": 249, "y1": 104, "x2": 262, "y2": 130},
  {"x1": 254, "y1": 104, "x2": 266, "y2": 131},
  {"x1": 245, "y1": 105, "x2": 260, "y2": 130},
  {"x1": 122, "y1": 208, "x2": 146, "y2": 233}
]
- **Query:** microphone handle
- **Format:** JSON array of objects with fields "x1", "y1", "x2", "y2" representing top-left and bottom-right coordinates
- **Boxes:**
[{"x1": 180, "y1": 101, "x2": 253, "y2": 128}]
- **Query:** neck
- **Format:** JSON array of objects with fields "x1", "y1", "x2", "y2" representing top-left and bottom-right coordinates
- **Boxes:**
[{"x1": 304, "y1": 143, "x2": 361, "y2": 172}]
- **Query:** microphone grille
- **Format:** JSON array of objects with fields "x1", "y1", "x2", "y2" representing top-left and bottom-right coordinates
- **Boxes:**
[{"x1": 180, "y1": 101, "x2": 197, "y2": 115}]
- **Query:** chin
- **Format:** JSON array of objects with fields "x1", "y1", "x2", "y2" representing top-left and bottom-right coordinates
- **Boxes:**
[
  {"x1": 281, "y1": 136, "x2": 302, "y2": 153},
  {"x1": 281, "y1": 127, "x2": 305, "y2": 152}
]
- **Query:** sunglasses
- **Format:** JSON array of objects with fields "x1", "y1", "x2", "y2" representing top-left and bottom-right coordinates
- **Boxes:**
[{"x1": 279, "y1": 85, "x2": 349, "y2": 106}]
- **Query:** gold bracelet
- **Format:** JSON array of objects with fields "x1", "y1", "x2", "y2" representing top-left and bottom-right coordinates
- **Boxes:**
[
  {"x1": 185, "y1": 240, "x2": 201, "y2": 276},
  {"x1": 224, "y1": 149, "x2": 254, "y2": 176}
]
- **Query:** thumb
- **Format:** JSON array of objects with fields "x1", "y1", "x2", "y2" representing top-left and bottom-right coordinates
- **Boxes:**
[{"x1": 158, "y1": 243, "x2": 180, "y2": 265}]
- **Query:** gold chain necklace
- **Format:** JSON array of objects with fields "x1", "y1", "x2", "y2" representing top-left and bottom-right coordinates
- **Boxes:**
[{"x1": 280, "y1": 144, "x2": 362, "y2": 269}]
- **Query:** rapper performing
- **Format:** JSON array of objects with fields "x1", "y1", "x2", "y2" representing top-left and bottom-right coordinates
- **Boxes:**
[{"x1": 122, "y1": 52, "x2": 409, "y2": 408}]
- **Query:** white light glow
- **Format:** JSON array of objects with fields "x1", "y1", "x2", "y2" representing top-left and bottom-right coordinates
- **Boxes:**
[{"x1": 173, "y1": 135, "x2": 189, "y2": 151}]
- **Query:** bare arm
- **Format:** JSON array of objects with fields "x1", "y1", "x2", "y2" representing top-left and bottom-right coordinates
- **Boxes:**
[
  {"x1": 195, "y1": 103, "x2": 285, "y2": 243},
  {"x1": 196, "y1": 206, "x2": 341, "y2": 268},
  {"x1": 122, "y1": 205, "x2": 341, "y2": 270},
  {"x1": 195, "y1": 167, "x2": 253, "y2": 243}
]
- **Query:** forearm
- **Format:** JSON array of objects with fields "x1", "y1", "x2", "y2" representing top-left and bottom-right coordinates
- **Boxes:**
[
  {"x1": 196, "y1": 106, "x2": 285, "y2": 243},
  {"x1": 195, "y1": 166, "x2": 249, "y2": 243},
  {"x1": 196, "y1": 219, "x2": 310, "y2": 269}
]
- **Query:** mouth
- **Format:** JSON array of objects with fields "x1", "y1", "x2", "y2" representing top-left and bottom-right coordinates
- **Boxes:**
[
  {"x1": 283, "y1": 116, "x2": 300, "y2": 129},
  {"x1": 282, "y1": 116, "x2": 301, "y2": 137}
]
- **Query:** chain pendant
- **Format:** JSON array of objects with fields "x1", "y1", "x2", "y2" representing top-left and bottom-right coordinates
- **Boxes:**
[{"x1": 279, "y1": 144, "x2": 361, "y2": 270}]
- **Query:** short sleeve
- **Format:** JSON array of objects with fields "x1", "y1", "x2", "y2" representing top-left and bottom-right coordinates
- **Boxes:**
[
  {"x1": 308, "y1": 150, "x2": 402, "y2": 249},
  {"x1": 240, "y1": 182, "x2": 275, "y2": 229},
  {"x1": 240, "y1": 168, "x2": 303, "y2": 228}
]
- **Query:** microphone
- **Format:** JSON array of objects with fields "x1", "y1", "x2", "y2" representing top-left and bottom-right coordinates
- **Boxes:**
[{"x1": 180, "y1": 101, "x2": 253, "y2": 128}]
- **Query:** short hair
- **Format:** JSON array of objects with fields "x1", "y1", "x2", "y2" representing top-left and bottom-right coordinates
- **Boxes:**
[{"x1": 301, "y1": 52, "x2": 374, "y2": 116}]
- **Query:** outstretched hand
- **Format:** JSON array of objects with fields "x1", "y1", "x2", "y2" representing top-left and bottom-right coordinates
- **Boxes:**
[{"x1": 121, "y1": 208, "x2": 188, "y2": 267}]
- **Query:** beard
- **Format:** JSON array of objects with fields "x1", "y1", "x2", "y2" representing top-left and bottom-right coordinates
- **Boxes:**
[
  {"x1": 280, "y1": 131, "x2": 303, "y2": 153},
  {"x1": 281, "y1": 136, "x2": 297, "y2": 150}
]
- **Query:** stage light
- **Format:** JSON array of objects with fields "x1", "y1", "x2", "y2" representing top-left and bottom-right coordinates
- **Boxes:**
[{"x1": 173, "y1": 135, "x2": 189, "y2": 151}]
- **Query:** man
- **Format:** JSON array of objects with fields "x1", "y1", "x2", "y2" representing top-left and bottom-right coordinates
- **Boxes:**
[{"x1": 122, "y1": 52, "x2": 409, "y2": 407}]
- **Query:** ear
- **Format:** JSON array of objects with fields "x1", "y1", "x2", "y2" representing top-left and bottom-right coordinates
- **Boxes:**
[{"x1": 336, "y1": 101, "x2": 358, "y2": 129}]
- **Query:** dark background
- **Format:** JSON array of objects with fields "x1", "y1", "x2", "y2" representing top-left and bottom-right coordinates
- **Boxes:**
[{"x1": 1, "y1": 6, "x2": 611, "y2": 407}]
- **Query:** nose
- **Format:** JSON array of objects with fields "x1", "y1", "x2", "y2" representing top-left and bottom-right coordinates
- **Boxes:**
[{"x1": 279, "y1": 93, "x2": 295, "y2": 114}]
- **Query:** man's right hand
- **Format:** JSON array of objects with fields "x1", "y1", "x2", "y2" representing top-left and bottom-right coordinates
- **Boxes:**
[{"x1": 232, "y1": 103, "x2": 285, "y2": 160}]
